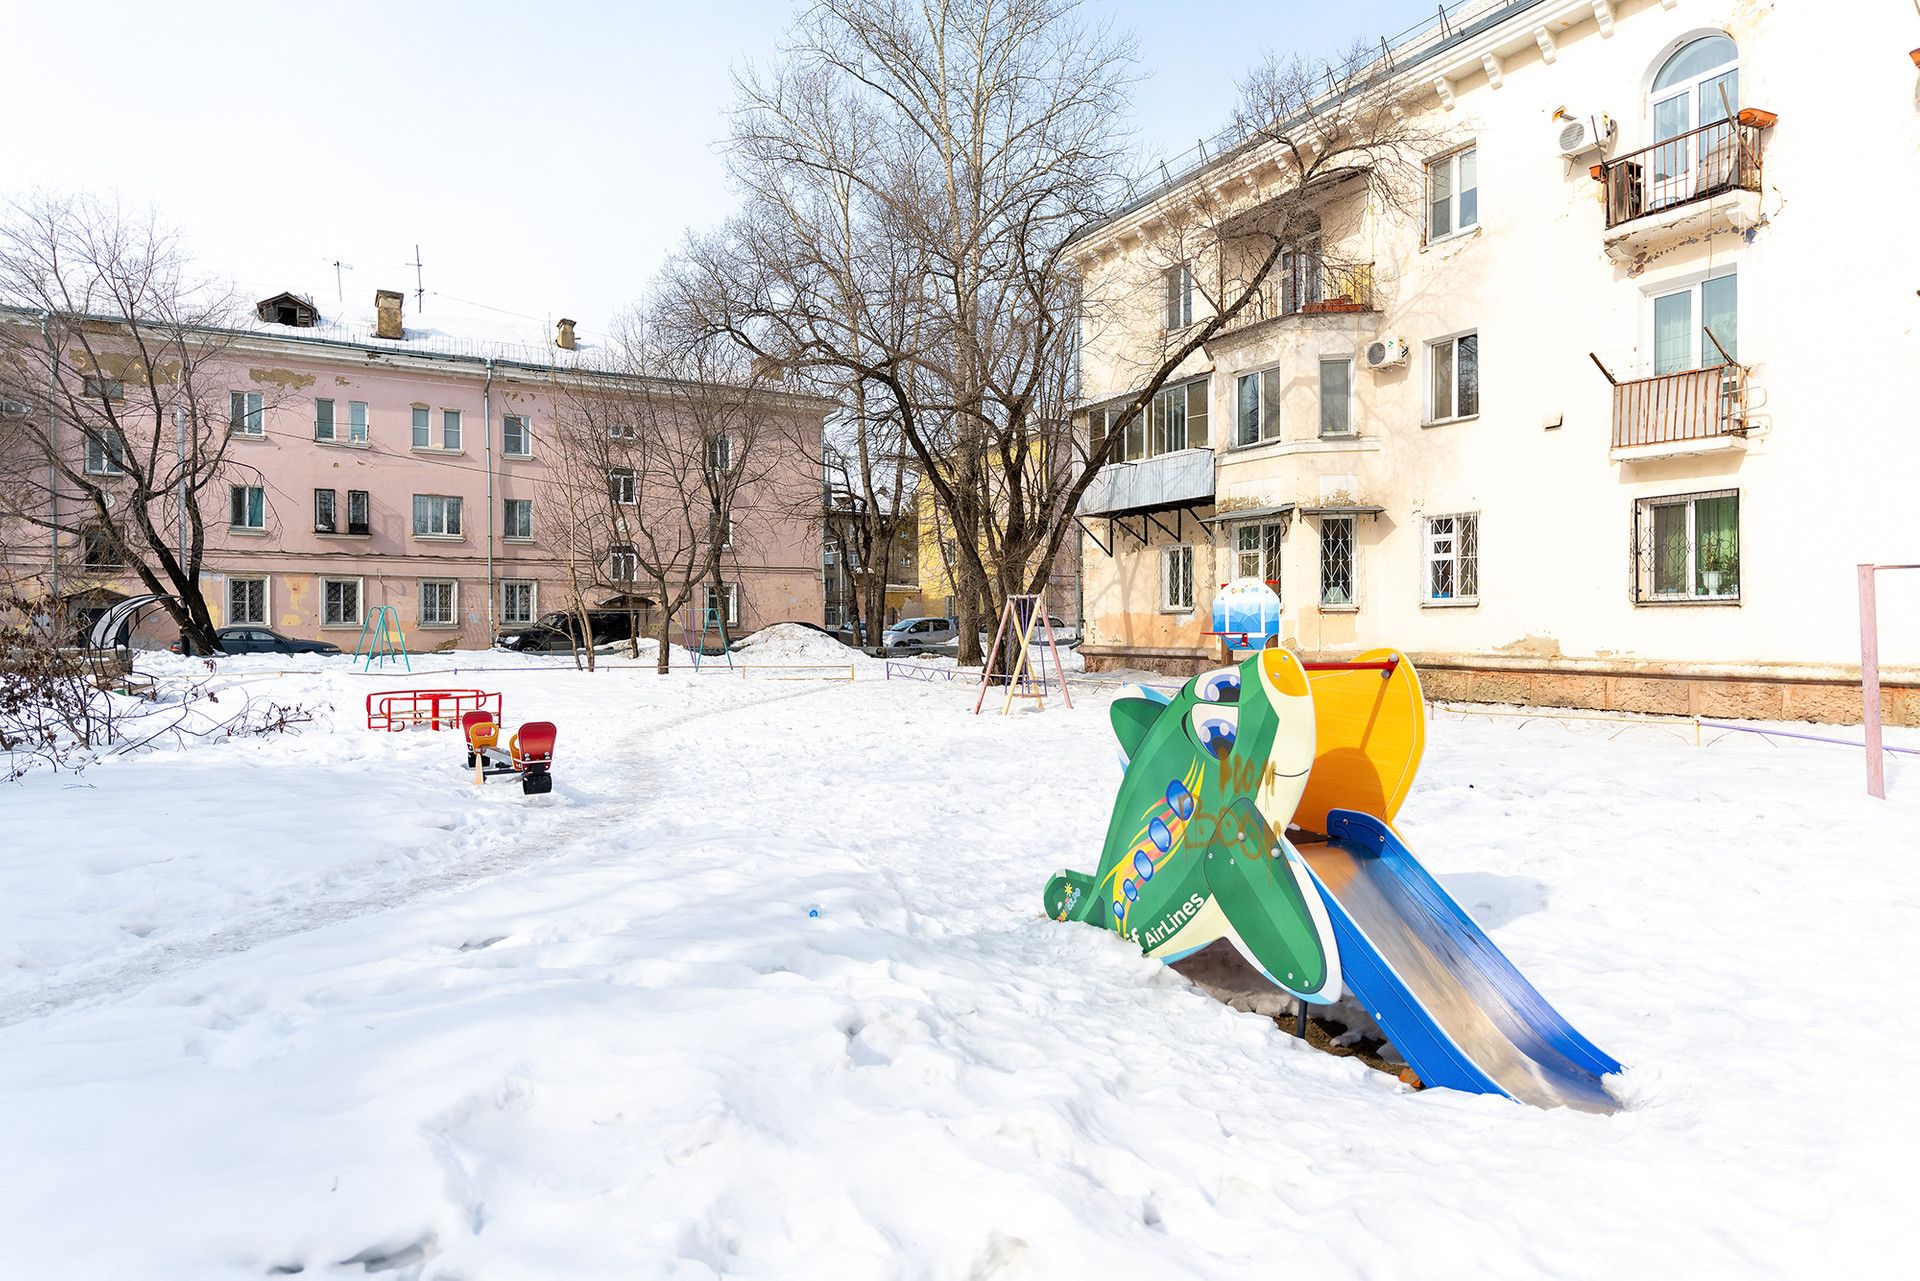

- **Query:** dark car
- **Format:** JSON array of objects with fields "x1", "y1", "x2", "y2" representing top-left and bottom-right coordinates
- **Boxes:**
[
  {"x1": 497, "y1": 609, "x2": 644, "y2": 653},
  {"x1": 170, "y1": 627, "x2": 342, "y2": 656}
]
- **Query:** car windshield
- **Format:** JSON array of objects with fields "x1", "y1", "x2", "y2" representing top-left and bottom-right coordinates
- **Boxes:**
[{"x1": 535, "y1": 612, "x2": 570, "y2": 628}]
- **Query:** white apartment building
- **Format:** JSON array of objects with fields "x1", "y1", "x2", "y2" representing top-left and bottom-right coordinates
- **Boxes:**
[{"x1": 1071, "y1": 0, "x2": 1920, "y2": 724}]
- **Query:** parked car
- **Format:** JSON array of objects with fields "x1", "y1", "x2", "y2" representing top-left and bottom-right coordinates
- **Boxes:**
[
  {"x1": 883, "y1": 616, "x2": 958, "y2": 652},
  {"x1": 497, "y1": 610, "x2": 645, "y2": 653},
  {"x1": 170, "y1": 627, "x2": 341, "y2": 656}
]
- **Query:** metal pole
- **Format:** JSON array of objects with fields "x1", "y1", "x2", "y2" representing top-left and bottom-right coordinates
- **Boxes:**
[
  {"x1": 42, "y1": 311, "x2": 58, "y2": 598},
  {"x1": 483, "y1": 358, "x2": 496, "y2": 643},
  {"x1": 1859, "y1": 563, "x2": 1884, "y2": 799}
]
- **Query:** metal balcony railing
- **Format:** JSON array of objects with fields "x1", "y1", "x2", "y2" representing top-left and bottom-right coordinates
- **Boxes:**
[
  {"x1": 1600, "y1": 119, "x2": 1764, "y2": 230},
  {"x1": 1221, "y1": 261, "x2": 1375, "y2": 334},
  {"x1": 1611, "y1": 363, "x2": 1749, "y2": 451}
]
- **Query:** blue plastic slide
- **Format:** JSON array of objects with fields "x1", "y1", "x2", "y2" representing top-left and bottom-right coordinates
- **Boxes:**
[{"x1": 1299, "y1": 809, "x2": 1622, "y2": 1113}]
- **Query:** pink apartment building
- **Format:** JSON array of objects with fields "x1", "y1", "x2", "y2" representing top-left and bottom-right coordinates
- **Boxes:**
[{"x1": 0, "y1": 289, "x2": 831, "y2": 651}]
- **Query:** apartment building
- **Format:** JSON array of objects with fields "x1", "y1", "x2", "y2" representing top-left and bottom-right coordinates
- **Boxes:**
[
  {"x1": 2, "y1": 289, "x2": 831, "y2": 651},
  {"x1": 1071, "y1": 0, "x2": 1920, "y2": 723}
]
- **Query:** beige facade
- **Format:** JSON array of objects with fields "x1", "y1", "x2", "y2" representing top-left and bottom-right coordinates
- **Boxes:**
[{"x1": 1072, "y1": 0, "x2": 1920, "y2": 723}]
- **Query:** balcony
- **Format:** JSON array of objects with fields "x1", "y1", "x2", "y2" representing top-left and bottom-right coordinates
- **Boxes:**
[
  {"x1": 1610, "y1": 363, "x2": 1751, "y2": 462},
  {"x1": 1213, "y1": 261, "x2": 1376, "y2": 343},
  {"x1": 1079, "y1": 448, "x2": 1214, "y2": 517},
  {"x1": 1598, "y1": 116, "x2": 1767, "y2": 259}
]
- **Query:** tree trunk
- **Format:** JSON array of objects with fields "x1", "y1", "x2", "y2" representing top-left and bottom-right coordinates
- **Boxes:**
[
  {"x1": 955, "y1": 555, "x2": 984, "y2": 666},
  {"x1": 654, "y1": 604, "x2": 674, "y2": 674}
]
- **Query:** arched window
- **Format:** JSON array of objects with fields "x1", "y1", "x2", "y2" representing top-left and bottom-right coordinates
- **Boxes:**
[{"x1": 1648, "y1": 35, "x2": 1740, "y2": 206}]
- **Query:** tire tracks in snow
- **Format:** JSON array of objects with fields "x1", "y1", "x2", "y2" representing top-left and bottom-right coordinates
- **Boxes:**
[{"x1": 0, "y1": 682, "x2": 833, "y2": 1030}]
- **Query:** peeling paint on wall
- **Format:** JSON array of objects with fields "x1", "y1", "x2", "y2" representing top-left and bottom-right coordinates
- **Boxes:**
[{"x1": 250, "y1": 367, "x2": 317, "y2": 391}]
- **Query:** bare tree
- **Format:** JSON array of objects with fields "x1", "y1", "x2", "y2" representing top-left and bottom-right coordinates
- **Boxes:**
[
  {"x1": 547, "y1": 315, "x2": 784, "y2": 674},
  {"x1": 676, "y1": 2, "x2": 1440, "y2": 663},
  {"x1": 0, "y1": 194, "x2": 251, "y2": 653}
]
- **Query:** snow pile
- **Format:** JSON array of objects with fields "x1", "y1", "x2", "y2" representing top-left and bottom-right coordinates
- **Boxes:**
[
  {"x1": 731, "y1": 621, "x2": 875, "y2": 668},
  {"x1": 0, "y1": 664, "x2": 1914, "y2": 1278}
]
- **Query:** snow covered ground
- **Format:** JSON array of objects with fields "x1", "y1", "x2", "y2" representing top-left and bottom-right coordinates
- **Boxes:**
[{"x1": 0, "y1": 647, "x2": 1914, "y2": 1279}]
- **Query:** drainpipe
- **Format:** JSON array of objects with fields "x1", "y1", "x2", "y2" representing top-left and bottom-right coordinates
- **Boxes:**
[
  {"x1": 41, "y1": 311, "x2": 57, "y2": 597},
  {"x1": 483, "y1": 357, "x2": 496, "y2": 641}
]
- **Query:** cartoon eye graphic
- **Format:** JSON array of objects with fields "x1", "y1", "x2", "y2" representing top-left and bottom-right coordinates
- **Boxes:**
[
  {"x1": 1195, "y1": 667, "x2": 1242, "y2": 704},
  {"x1": 1164, "y1": 781, "x2": 1195, "y2": 819},
  {"x1": 1133, "y1": 850, "x2": 1156, "y2": 880},
  {"x1": 1123, "y1": 879, "x2": 1139, "y2": 902},
  {"x1": 1148, "y1": 817, "x2": 1172, "y2": 852},
  {"x1": 1191, "y1": 706, "x2": 1238, "y2": 760}
]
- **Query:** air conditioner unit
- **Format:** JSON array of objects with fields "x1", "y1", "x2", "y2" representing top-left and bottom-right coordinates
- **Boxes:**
[
  {"x1": 1364, "y1": 337, "x2": 1408, "y2": 370},
  {"x1": 1557, "y1": 114, "x2": 1616, "y2": 158}
]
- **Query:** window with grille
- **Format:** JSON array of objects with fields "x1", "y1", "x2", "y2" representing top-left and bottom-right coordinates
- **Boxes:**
[
  {"x1": 1159, "y1": 545, "x2": 1194, "y2": 612},
  {"x1": 1424, "y1": 513, "x2": 1479, "y2": 605},
  {"x1": 229, "y1": 484, "x2": 265, "y2": 530},
  {"x1": 501, "y1": 579, "x2": 536, "y2": 624},
  {"x1": 347, "y1": 489, "x2": 370, "y2": 535},
  {"x1": 1319, "y1": 516, "x2": 1355, "y2": 607},
  {"x1": 503, "y1": 415, "x2": 531, "y2": 457},
  {"x1": 609, "y1": 468, "x2": 637, "y2": 505},
  {"x1": 1235, "y1": 369, "x2": 1283, "y2": 447},
  {"x1": 1234, "y1": 521, "x2": 1285, "y2": 601},
  {"x1": 322, "y1": 578, "x2": 361, "y2": 626},
  {"x1": 412, "y1": 494, "x2": 462, "y2": 537},
  {"x1": 1318, "y1": 359, "x2": 1352, "y2": 437},
  {"x1": 419, "y1": 579, "x2": 457, "y2": 627},
  {"x1": 227, "y1": 577, "x2": 267, "y2": 625},
  {"x1": 1633, "y1": 489, "x2": 1739, "y2": 603},
  {"x1": 315, "y1": 398, "x2": 336, "y2": 441},
  {"x1": 84, "y1": 430, "x2": 126, "y2": 476},
  {"x1": 504, "y1": 498, "x2": 532, "y2": 540},
  {"x1": 1427, "y1": 332, "x2": 1480, "y2": 423},
  {"x1": 314, "y1": 488, "x2": 337, "y2": 533},
  {"x1": 229, "y1": 391, "x2": 264, "y2": 435}
]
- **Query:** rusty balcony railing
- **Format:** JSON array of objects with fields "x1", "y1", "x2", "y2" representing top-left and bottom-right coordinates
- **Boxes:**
[
  {"x1": 1221, "y1": 261, "x2": 1375, "y2": 334},
  {"x1": 1610, "y1": 363, "x2": 1750, "y2": 451},
  {"x1": 1600, "y1": 118, "x2": 1763, "y2": 230}
]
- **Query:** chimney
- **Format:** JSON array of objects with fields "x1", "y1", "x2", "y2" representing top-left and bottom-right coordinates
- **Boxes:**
[
  {"x1": 374, "y1": 289, "x2": 404, "y2": 340},
  {"x1": 555, "y1": 317, "x2": 577, "y2": 351}
]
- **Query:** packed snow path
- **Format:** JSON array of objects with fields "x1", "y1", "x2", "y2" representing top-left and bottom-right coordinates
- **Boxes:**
[{"x1": 0, "y1": 653, "x2": 1914, "y2": 1279}]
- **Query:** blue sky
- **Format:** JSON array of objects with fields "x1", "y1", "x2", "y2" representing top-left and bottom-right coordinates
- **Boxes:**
[{"x1": 10, "y1": 1, "x2": 1443, "y2": 331}]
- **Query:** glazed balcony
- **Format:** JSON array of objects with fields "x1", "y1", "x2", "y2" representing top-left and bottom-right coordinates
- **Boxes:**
[
  {"x1": 1609, "y1": 362, "x2": 1751, "y2": 461},
  {"x1": 1598, "y1": 115, "x2": 1769, "y2": 258}
]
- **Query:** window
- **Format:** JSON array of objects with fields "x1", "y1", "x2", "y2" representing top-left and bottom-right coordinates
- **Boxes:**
[
  {"x1": 1651, "y1": 270, "x2": 1737, "y2": 375},
  {"x1": 314, "y1": 488, "x2": 337, "y2": 533},
  {"x1": 503, "y1": 415, "x2": 531, "y2": 457},
  {"x1": 1423, "y1": 514, "x2": 1479, "y2": 605},
  {"x1": 322, "y1": 577, "x2": 361, "y2": 627},
  {"x1": 442, "y1": 409, "x2": 462, "y2": 451},
  {"x1": 411, "y1": 405, "x2": 430, "y2": 448},
  {"x1": 1427, "y1": 332, "x2": 1480, "y2": 423},
  {"x1": 501, "y1": 579, "x2": 536, "y2": 625},
  {"x1": 609, "y1": 468, "x2": 637, "y2": 505},
  {"x1": 229, "y1": 484, "x2": 265, "y2": 530},
  {"x1": 702, "y1": 582, "x2": 740, "y2": 628},
  {"x1": 1234, "y1": 522, "x2": 1286, "y2": 599},
  {"x1": 1649, "y1": 35, "x2": 1739, "y2": 208},
  {"x1": 1319, "y1": 516, "x2": 1355, "y2": 607},
  {"x1": 227, "y1": 576, "x2": 267, "y2": 626},
  {"x1": 1318, "y1": 358, "x2": 1353, "y2": 437},
  {"x1": 1279, "y1": 229, "x2": 1323, "y2": 316},
  {"x1": 1635, "y1": 489, "x2": 1739, "y2": 603},
  {"x1": 419, "y1": 579, "x2": 458, "y2": 627},
  {"x1": 82, "y1": 527, "x2": 121, "y2": 570},
  {"x1": 348, "y1": 401, "x2": 369, "y2": 444},
  {"x1": 608, "y1": 416, "x2": 636, "y2": 441},
  {"x1": 1126, "y1": 378, "x2": 1209, "y2": 460},
  {"x1": 314, "y1": 398, "x2": 336, "y2": 441},
  {"x1": 84, "y1": 429, "x2": 126, "y2": 476},
  {"x1": 1159, "y1": 545, "x2": 1194, "y2": 612},
  {"x1": 608, "y1": 545, "x2": 638, "y2": 582},
  {"x1": 1234, "y1": 369, "x2": 1283, "y2": 447},
  {"x1": 1164, "y1": 263, "x2": 1193, "y2": 329},
  {"x1": 412, "y1": 494, "x2": 463, "y2": 537},
  {"x1": 347, "y1": 489, "x2": 370, "y2": 536},
  {"x1": 707, "y1": 433, "x2": 733, "y2": 474},
  {"x1": 1427, "y1": 146, "x2": 1479, "y2": 242},
  {"x1": 716, "y1": 515, "x2": 734, "y2": 550},
  {"x1": 84, "y1": 376, "x2": 124, "y2": 401},
  {"x1": 504, "y1": 497, "x2": 533, "y2": 540},
  {"x1": 229, "y1": 391, "x2": 264, "y2": 436}
]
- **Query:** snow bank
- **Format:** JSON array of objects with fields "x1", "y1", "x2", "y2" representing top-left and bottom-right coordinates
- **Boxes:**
[{"x1": 731, "y1": 621, "x2": 875, "y2": 668}]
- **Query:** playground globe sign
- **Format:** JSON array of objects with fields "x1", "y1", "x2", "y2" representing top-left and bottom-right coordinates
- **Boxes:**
[{"x1": 1210, "y1": 576, "x2": 1281, "y2": 652}]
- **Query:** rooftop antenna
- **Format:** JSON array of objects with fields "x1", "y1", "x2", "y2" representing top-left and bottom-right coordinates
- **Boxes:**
[
  {"x1": 407, "y1": 244, "x2": 425, "y2": 312},
  {"x1": 327, "y1": 258, "x2": 354, "y2": 303}
]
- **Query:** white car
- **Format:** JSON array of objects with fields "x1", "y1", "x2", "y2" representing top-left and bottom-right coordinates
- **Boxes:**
[{"x1": 884, "y1": 616, "x2": 958, "y2": 651}]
